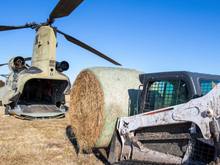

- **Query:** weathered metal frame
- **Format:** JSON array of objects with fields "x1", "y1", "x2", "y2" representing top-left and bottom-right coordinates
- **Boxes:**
[{"x1": 114, "y1": 84, "x2": 220, "y2": 164}]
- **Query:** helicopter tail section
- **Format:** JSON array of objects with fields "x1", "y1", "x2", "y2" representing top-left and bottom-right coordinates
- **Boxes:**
[
  {"x1": 7, "y1": 78, "x2": 70, "y2": 119},
  {"x1": 18, "y1": 79, "x2": 68, "y2": 106}
]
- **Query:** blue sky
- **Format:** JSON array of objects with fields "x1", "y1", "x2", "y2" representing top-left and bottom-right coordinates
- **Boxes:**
[{"x1": 0, "y1": 0, "x2": 220, "y2": 82}]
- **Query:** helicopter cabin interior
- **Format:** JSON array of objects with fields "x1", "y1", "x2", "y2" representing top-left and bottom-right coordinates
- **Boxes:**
[{"x1": 18, "y1": 79, "x2": 68, "y2": 107}]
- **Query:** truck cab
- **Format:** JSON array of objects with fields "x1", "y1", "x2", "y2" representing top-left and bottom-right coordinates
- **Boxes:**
[
  {"x1": 107, "y1": 71, "x2": 220, "y2": 164},
  {"x1": 138, "y1": 71, "x2": 220, "y2": 114}
]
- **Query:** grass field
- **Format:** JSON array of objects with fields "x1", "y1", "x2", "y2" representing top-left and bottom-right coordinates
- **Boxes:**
[{"x1": 0, "y1": 107, "x2": 103, "y2": 165}]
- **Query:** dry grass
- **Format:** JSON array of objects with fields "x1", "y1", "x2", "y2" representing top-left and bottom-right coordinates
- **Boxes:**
[{"x1": 0, "y1": 106, "x2": 103, "y2": 165}]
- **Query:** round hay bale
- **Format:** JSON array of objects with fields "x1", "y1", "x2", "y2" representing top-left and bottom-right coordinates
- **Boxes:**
[{"x1": 69, "y1": 67, "x2": 141, "y2": 151}]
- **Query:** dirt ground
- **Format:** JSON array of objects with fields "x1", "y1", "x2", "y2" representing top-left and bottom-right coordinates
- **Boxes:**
[{"x1": 0, "y1": 106, "x2": 104, "y2": 165}]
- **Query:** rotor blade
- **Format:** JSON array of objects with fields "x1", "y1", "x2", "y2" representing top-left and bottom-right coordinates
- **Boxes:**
[
  {"x1": 57, "y1": 29, "x2": 121, "y2": 66},
  {"x1": 49, "y1": 0, "x2": 83, "y2": 20},
  {"x1": 0, "y1": 63, "x2": 8, "y2": 67},
  {"x1": 0, "y1": 57, "x2": 31, "y2": 67},
  {"x1": 0, "y1": 74, "x2": 9, "y2": 78},
  {"x1": 0, "y1": 25, "x2": 30, "y2": 31}
]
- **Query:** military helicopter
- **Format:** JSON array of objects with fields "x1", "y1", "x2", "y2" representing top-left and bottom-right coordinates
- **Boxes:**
[{"x1": 0, "y1": 0, "x2": 121, "y2": 119}]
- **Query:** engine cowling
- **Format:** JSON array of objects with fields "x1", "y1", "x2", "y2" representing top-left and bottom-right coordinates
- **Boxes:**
[
  {"x1": 9, "y1": 56, "x2": 26, "y2": 71},
  {"x1": 56, "y1": 61, "x2": 69, "y2": 72}
]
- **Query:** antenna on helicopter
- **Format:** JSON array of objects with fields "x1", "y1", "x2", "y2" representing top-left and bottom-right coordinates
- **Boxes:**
[{"x1": 0, "y1": 0, "x2": 121, "y2": 66}]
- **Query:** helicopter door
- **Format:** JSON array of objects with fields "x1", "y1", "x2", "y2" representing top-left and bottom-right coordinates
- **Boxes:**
[{"x1": 18, "y1": 79, "x2": 68, "y2": 107}]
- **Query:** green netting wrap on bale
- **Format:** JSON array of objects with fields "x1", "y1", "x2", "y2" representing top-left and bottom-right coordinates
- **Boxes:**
[{"x1": 69, "y1": 67, "x2": 142, "y2": 152}]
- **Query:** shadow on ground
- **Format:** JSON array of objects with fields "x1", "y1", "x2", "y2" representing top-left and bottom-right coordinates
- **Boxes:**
[{"x1": 66, "y1": 125, "x2": 109, "y2": 165}]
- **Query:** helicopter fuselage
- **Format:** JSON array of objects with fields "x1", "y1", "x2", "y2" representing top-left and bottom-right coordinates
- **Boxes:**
[
  {"x1": 0, "y1": 0, "x2": 121, "y2": 119},
  {"x1": 0, "y1": 26, "x2": 70, "y2": 119}
]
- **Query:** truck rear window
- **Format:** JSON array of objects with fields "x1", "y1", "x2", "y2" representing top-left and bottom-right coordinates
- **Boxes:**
[{"x1": 200, "y1": 80, "x2": 220, "y2": 96}]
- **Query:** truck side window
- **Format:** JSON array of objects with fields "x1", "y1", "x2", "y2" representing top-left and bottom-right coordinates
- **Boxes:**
[
  {"x1": 200, "y1": 80, "x2": 220, "y2": 96},
  {"x1": 144, "y1": 80, "x2": 189, "y2": 111}
]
